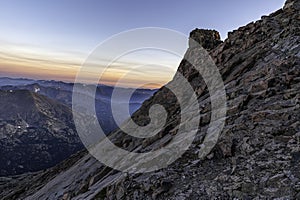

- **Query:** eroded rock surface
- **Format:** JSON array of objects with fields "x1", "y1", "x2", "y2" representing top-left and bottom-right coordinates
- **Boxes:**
[{"x1": 0, "y1": 0, "x2": 299, "y2": 199}]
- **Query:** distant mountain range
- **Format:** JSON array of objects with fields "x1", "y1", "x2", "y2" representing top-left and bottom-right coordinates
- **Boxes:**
[
  {"x1": 0, "y1": 77, "x2": 156, "y2": 133},
  {"x1": 0, "y1": 77, "x2": 156, "y2": 176}
]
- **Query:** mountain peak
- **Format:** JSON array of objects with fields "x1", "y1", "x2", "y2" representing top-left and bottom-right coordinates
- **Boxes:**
[
  {"x1": 0, "y1": 90, "x2": 71, "y2": 126},
  {"x1": 1, "y1": 0, "x2": 299, "y2": 199},
  {"x1": 189, "y1": 28, "x2": 222, "y2": 50}
]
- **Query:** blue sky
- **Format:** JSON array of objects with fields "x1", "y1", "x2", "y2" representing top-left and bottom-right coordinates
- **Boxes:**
[{"x1": 0, "y1": 0, "x2": 286, "y2": 87}]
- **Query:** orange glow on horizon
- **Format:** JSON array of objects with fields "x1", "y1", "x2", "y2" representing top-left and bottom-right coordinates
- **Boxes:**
[{"x1": 0, "y1": 43, "x2": 179, "y2": 89}]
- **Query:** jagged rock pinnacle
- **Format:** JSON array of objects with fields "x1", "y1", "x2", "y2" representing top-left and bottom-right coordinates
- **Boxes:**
[
  {"x1": 1, "y1": 0, "x2": 299, "y2": 199},
  {"x1": 189, "y1": 29, "x2": 222, "y2": 50}
]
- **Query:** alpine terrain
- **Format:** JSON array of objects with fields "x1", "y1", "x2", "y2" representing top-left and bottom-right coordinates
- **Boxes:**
[{"x1": 0, "y1": 0, "x2": 299, "y2": 199}]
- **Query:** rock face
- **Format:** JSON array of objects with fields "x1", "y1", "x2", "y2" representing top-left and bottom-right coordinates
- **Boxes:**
[
  {"x1": 0, "y1": 0, "x2": 299, "y2": 199},
  {"x1": 189, "y1": 29, "x2": 222, "y2": 50}
]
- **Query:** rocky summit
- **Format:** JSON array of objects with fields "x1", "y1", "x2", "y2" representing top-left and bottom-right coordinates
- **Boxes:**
[{"x1": 0, "y1": 0, "x2": 299, "y2": 199}]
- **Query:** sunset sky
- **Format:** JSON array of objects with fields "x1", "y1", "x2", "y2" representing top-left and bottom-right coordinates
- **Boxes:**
[{"x1": 0, "y1": 0, "x2": 285, "y2": 88}]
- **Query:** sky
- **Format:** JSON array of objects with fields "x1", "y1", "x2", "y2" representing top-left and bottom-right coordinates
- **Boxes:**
[{"x1": 0, "y1": 0, "x2": 286, "y2": 88}]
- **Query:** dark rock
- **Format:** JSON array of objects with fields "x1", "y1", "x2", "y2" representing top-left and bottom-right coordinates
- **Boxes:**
[
  {"x1": 0, "y1": 0, "x2": 299, "y2": 199},
  {"x1": 189, "y1": 29, "x2": 222, "y2": 50}
]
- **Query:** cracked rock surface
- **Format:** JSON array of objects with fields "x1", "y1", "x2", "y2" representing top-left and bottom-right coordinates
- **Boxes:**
[{"x1": 0, "y1": 0, "x2": 299, "y2": 199}]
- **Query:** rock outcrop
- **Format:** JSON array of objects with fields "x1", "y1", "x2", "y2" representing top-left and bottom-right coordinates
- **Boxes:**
[
  {"x1": 0, "y1": 0, "x2": 299, "y2": 199},
  {"x1": 189, "y1": 29, "x2": 222, "y2": 50}
]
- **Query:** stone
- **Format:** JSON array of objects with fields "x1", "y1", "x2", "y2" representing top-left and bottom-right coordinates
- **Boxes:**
[
  {"x1": 1, "y1": 0, "x2": 299, "y2": 199},
  {"x1": 189, "y1": 29, "x2": 223, "y2": 50}
]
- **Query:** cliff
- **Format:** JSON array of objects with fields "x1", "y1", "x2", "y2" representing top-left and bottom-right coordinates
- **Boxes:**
[{"x1": 0, "y1": 0, "x2": 299, "y2": 199}]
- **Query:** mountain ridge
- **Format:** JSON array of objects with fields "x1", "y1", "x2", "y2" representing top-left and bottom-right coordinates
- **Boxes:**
[
  {"x1": 0, "y1": 90, "x2": 83, "y2": 176},
  {"x1": 0, "y1": 90, "x2": 72, "y2": 126},
  {"x1": 0, "y1": 0, "x2": 299, "y2": 199}
]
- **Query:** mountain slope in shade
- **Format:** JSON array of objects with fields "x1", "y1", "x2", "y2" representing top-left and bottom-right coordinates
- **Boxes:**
[
  {"x1": 0, "y1": 90, "x2": 83, "y2": 176},
  {"x1": 0, "y1": 0, "x2": 299, "y2": 199}
]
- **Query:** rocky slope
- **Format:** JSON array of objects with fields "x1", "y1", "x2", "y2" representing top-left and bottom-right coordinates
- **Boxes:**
[{"x1": 1, "y1": 0, "x2": 299, "y2": 199}]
